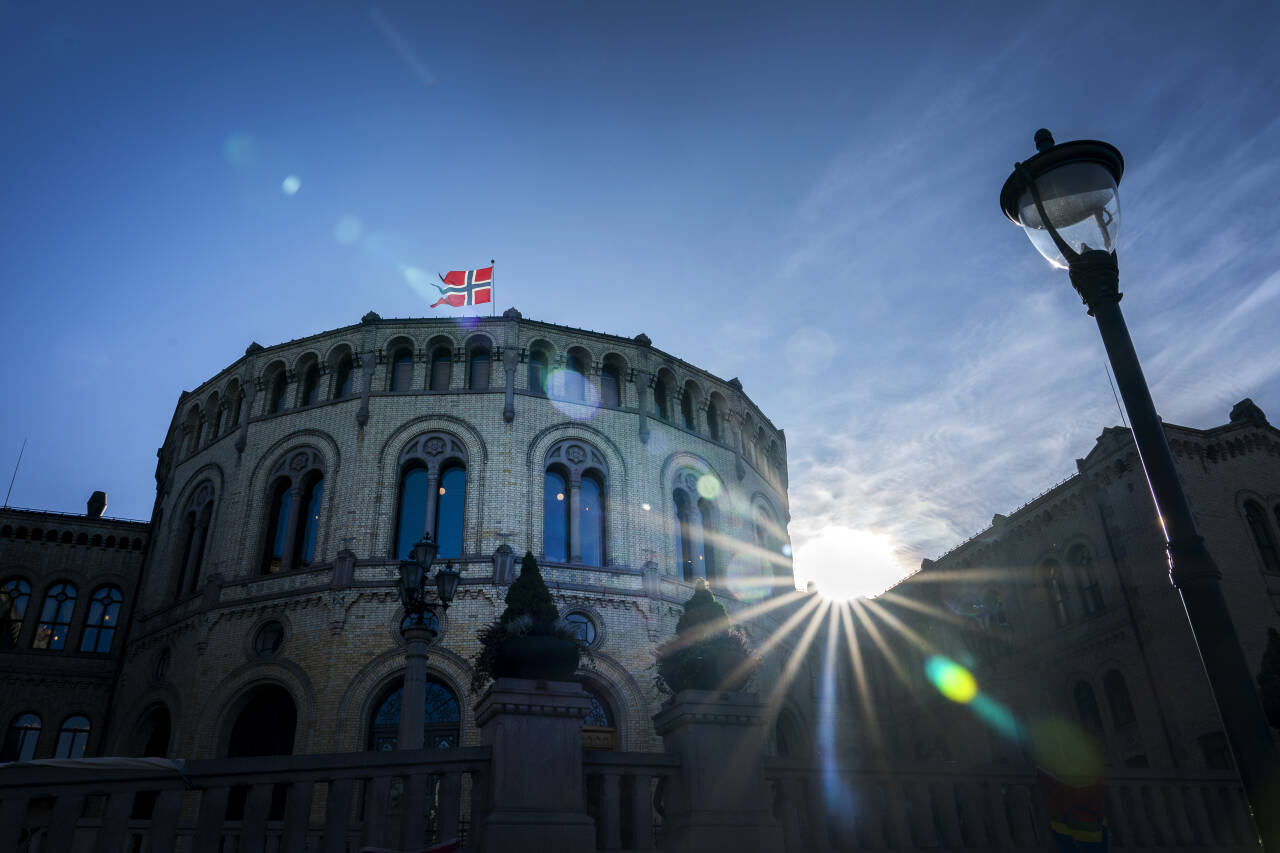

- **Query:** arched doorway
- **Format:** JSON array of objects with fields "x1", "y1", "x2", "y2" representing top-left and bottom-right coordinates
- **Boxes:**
[
  {"x1": 131, "y1": 704, "x2": 173, "y2": 819},
  {"x1": 225, "y1": 684, "x2": 297, "y2": 820},
  {"x1": 367, "y1": 676, "x2": 460, "y2": 751}
]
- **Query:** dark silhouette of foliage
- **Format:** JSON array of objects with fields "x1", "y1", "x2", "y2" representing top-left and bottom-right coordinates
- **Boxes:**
[
  {"x1": 472, "y1": 552, "x2": 578, "y2": 691},
  {"x1": 656, "y1": 579, "x2": 757, "y2": 694},
  {"x1": 1259, "y1": 627, "x2": 1280, "y2": 730},
  {"x1": 500, "y1": 550, "x2": 560, "y2": 626}
]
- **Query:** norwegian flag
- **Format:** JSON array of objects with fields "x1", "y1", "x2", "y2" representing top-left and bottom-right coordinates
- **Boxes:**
[{"x1": 431, "y1": 266, "x2": 493, "y2": 308}]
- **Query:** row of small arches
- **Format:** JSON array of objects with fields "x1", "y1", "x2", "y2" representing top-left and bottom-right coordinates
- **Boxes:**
[{"x1": 0, "y1": 526, "x2": 143, "y2": 550}]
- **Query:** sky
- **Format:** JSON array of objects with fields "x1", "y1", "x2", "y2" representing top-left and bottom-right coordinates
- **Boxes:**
[{"x1": 2, "y1": 1, "x2": 1278, "y2": 597}]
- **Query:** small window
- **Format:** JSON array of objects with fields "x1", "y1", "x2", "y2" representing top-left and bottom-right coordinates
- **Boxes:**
[
  {"x1": 32, "y1": 582, "x2": 77, "y2": 650},
  {"x1": 268, "y1": 371, "x2": 288, "y2": 414},
  {"x1": 1104, "y1": 669, "x2": 1136, "y2": 727},
  {"x1": 301, "y1": 363, "x2": 320, "y2": 406},
  {"x1": 254, "y1": 621, "x2": 285, "y2": 657},
  {"x1": 1, "y1": 713, "x2": 41, "y2": 763},
  {"x1": 262, "y1": 482, "x2": 292, "y2": 574},
  {"x1": 1, "y1": 577, "x2": 31, "y2": 650},
  {"x1": 54, "y1": 715, "x2": 91, "y2": 759},
  {"x1": 155, "y1": 648, "x2": 171, "y2": 682},
  {"x1": 1044, "y1": 560, "x2": 1070, "y2": 626},
  {"x1": 707, "y1": 400, "x2": 721, "y2": 441},
  {"x1": 600, "y1": 362, "x2": 621, "y2": 408},
  {"x1": 565, "y1": 352, "x2": 587, "y2": 401},
  {"x1": 681, "y1": 389, "x2": 696, "y2": 431},
  {"x1": 80, "y1": 585, "x2": 124, "y2": 654},
  {"x1": 296, "y1": 475, "x2": 323, "y2": 567},
  {"x1": 1074, "y1": 681, "x2": 1104, "y2": 735},
  {"x1": 528, "y1": 349, "x2": 549, "y2": 396},
  {"x1": 334, "y1": 355, "x2": 354, "y2": 399},
  {"x1": 389, "y1": 347, "x2": 414, "y2": 392},
  {"x1": 565, "y1": 611, "x2": 596, "y2": 645},
  {"x1": 399, "y1": 610, "x2": 440, "y2": 634},
  {"x1": 653, "y1": 378, "x2": 670, "y2": 420},
  {"x1": 430, "y1": 347, "x2": 453, "y2": 391},
  {"x1": 468, "y1": 344, "x2": 491, "y2": 390},
  {"x1": 1244, "y1": 500, "x2": 1280, "y2": 573}
]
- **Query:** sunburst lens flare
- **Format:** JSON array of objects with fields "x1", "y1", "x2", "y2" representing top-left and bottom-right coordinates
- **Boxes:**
[
  {"x1": 796, "y1": 526, "x2": 907, "y2": 601},
  {"x1": 925, "y1": 655, "x2": 978, "y2": 704}
]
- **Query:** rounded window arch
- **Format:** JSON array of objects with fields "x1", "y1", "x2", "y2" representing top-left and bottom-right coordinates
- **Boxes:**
[
  {"x1": 600, "y1": 354, "x2": 626, "y2": 408},
  {"x1": 395, "y1": 432, "x2": 469, "y2": 560},
  {"x1": 673, "y1": 468, "x2": 723, "y2": 582},
  {"x1": 33, "y1": 581, "x2": 77, "y2": 650},
  {"x1": 1068, "y1": 544, "x2": 1104, "y2": 616},
  {"x1": 224, "y1": 379, "x2": 244, "y2": 431},
  {"x1": 387, "y1": 339, "x2": 415, "y2": 392},
  {"x1": 467, "y1": 335, "x2": 493, "y2": 391},
  {"x1": 706, "y1": 394, "x2": 724, "y2": 442},
  {"x1": 298, "y1": 355, "x2": 322, "y2": 407},
  {"x1": 527, "y1": 341, "x2": 552, "y2": 396},
  {"x1": 206, "y1": 392, "x2": 222, "y2": 440},
  {"x1": 428, "y1": 339, "x2": 454, "y2": 391},
  {"x1": 133, "y1": 704, "x2": 172, "y2": 758},
  {"x1": 1243, "y1": 499, "x2": 1280, "y2": 574},
  {"x1": 174, "y1": 480, "x2": 216, "y2": 598},
  {"x1": 54, "y1": 714, "x2": 91, "y2": 759},
  {"x1": 260, "y1": 447, "x2": 326, "y2": 574},
  {"x1": 681, "y1": 381, "x2": 702, "y2": 432},
  {"x1": 80, "y1": 585, "x2": 124, "y2": 653},
  {"x1": 1103, "y1": 669, "x2": 1136, "y2": 727},
  {"x1": 652, "y1": 370, "x2": 676, "y2": 421},
  {"x1": 367, "y1": 675, "x2": 461, "y2": 751},
  {"x1": 1, "y1": 713, "x2": 42, "y2": 762},
  {"x1": 263, "y1": 362, "x2": 289, "y2": 415},
  {"x1": 543, "y1": 439, "x2": 608, "y2": 566},
  {"x1": 1042, "y1": 558, "x2": 1070, "y2": 627},
  {"x1": 329, "y1": 345, "x2": 355, "y2": 399},
  {"x1": 226, "y1": 684, "x2": 297, "y2": 758},
  {"x1": 184, "y1": 404, "x2": 203, "y2": 456},
  {"x1": 1, "y1": 576, "x2": 32, "y2": 649},
  {"x1": 581, "y1": 684, "x2": 617, "y2": 751},
  {"x1": 752, "y1": 500, "x2": 785, "y2": 584},
  {"x1": 775, "y1": 709, "x2": 808, "y2": 758},
  {"x1": 1073, "y1": 680, "x2": 1104, "y2": 735}
]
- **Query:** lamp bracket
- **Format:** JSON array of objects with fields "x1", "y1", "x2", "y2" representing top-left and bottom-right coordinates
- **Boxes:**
[{"x1": 1067, "y1": 250, "x2": 1122, "y2": 316}]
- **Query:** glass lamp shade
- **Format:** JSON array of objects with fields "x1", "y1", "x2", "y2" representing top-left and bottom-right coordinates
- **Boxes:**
[
  {"x1": 398, "y1": 560, "x2": 424, "y2": 600},
  {"x1": 1000, "y1": 133, "x2": 1124, "y2": 270},
  {"x1": 411, "y1": 536, "x2": 439, "y2": 569},
  {"x1": 435, "y1": 562, "x2": 461, "y2": 607}
]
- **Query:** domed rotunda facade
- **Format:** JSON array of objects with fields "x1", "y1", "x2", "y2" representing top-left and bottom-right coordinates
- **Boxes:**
[{"x1": 113, "y1": 310, "x2": 794, "y2": 760}]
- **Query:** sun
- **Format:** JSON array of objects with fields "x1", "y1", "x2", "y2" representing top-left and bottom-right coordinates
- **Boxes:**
[{"x1": 794, "y1": 526, "x2": 909, "y2": 601}]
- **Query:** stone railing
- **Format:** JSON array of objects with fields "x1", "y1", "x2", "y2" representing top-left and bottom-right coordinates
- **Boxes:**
[
  {"x1": 582, "y1": 750, "x2": 680, "y2": 850},
  {"x1": 764, "y1": 759, "x2": 1259, "y2": 851},
  {"x1": 0, "y1": 746, "x2": 489, "y2": 853}
]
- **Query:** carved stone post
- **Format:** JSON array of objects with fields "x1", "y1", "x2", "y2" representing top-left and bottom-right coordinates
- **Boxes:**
[
  {"x1": 422, "y1": 468, "x2": 440, "y2": 543},
  {"x1": 475, "y1": 678, "x2": 595, "y2": 853},
  {"x1": 651, "y1": 690, "x2": 784, "y2": 853}
]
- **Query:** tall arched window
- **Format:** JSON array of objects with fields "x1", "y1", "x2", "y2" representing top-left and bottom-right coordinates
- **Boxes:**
[
  {"x1": 369, "y1": 676, "x2": 461, "y2": 751},
  {"x1": 54, "y1": 715, "x2": 91, "y2": 759},
  {"x1": 1044, "y1": 559, "x2": 1070, "y2": 626},
  {"x1": 186, "y1": 406, "x2": 203, "y2": 455},
  {"x1": 1, "y1": 577, "x2": 31, "y2": 649},
  {"x1": 267, "y1": 368, "x2": 288, "y2": 414},
  {"x1": 33, "y1": 582, "x2": 76, "y2": 650},
  {"x1": 80, "y1": 585, "x2": 123, "y2": 653},
  {"x1": 543, "y1": 440, "x2": 609, "y2": 566},
  {"x1": 1, "y1": 713, "x2": 41, "y2": 762},
  {"x1": 753, "y1": 503, "x2": 785, "y2": 581},
  {"x1": 394, "y1": 433, "x2": 468, "y2": 560},
  {"x1": 600, "y1": 360, "x2": 622, "y2": 408},
  {"x1": 1104, "y1": 669, "x2": 1136, "y2": 727},
  {"x1": 707, "y1": 398, "x2": 722, "y2": 441},
  {"x1": 528, "y1": 347, "x2": 549, "y2": 396},
  {"x1": 582, "y1": 686, "x2": 617, "y2": 751},
  {"x1": 1074, "y1": 681, "x2": 1104, "y2": 735},
  {"x1": 208, "y1": 395, "x2": 221, "y2": 440},
  {"x1": 681, "y1": 386, "x2": 697, "y2": 431},
  {"x1": 653, "y1": 376, "x2": 670, "y2": 420},
  {"x1": 1244, "y1": 500, "x2": 1280, "y2": 573},
  {"x1": 468, "y1": 339, "x2": 492, "y2": 390},
  {"x1": 673, "y1": 470, "x2": 721, "y2": 581},
  {"x1": 261, "y1": 448, "x2": 326, "y2": 574},
  {"x1": 697, "y1": 498, "x2": 720, "y2": 580},
  {"x1": 300, "y1": 361, "x2": 321, "y2": 406},
  {"x1": 430, "y1": 346, "x2": 453, "y2": 391},
  {"x1": 565, "y1": 350, "x2": 588, "y2": 401},
  {"x1": 1070, "y1": 545, "x2": 1104, "y2": 616},
  {"x1": 334, "y1": 353, "x2": 354, "y2": 399},
  {"x1": 674, "y1": 490, "x2": 693, "y2": 580},
  {"x1": 227, "y1": 382, "x2": 243, "y2": 429},
  {"x1": 389, "y1": 346, "x2": 414, "y2": 392},
  {"x1": 175, "y1": 481, "x2": 215, "y2": 598}
]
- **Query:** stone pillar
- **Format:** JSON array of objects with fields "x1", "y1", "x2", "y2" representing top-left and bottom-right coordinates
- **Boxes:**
[
  {"x1": 634, "y1": 370, "x2": 651, "y2": 444},
  {"x1": 502, "y1": 348, "x2": 519, "y2": 423},
  {"x1": 650, "y1": 690, "x2": 784, "y2": 853},
  {"x1": 398, "y1": 625, "x2": 434, "y2": 750},
  {"x1": 422, "y1": 468, "x2": 440, "y2": 542},
  {"x1": 569, "y1": 476, "x2": 583, "y2": 563},
  {"x1": 356, "y1": 352, "x2": 376, "y2": 427},
  {"x1": 475, "y1": 677, "x2": 595, "y2": 853}
]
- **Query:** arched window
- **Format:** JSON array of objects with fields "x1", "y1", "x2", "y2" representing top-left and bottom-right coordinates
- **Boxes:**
[
  {"x1": 175, "y1": 481, "x2": 215, "y2": 598},
  {"x1": 1244, "y1": 500, "x2": 1280, "y2": 573},
  {"x1": 674, "y1": 490, "x2": 694, "y2": 580},
  {"x1": 707, "y1": 398, "x2": 722, "y2": 441},
  {"x1": 33, "y1": 582, "x2": 77, "y2": 650},
  {"x1": 1, "y1": 713, "x2": 41, "y2": 762},
  {"x1": 368, "y1": 677, "x2": 460, "y2": 751},
  {"x1": 430, "y1": 346, "x2": 452, "y2": 391},
  {"x1": 653, "y1": 376, "x2": 670, "y2": 420},
  {"x1": 267, "y1": 368, "x2": 288, "y2": 414},
  {"x1": 565, "y1": 350, "x2": 588, "y2": 401},
  {"x1": 394, "y1": 433, "x2": 468, "y2": 560},
  {"x1": 697, "y1": 497, "x2": 720, "y2": 580},
  {"x1": 582, "y1": 686, "x2": 617, "y2": 751},
  {"x1": 300, "y1": 361, "x2": 321, "y2": 406},
  {"x1": 227, "y1": 382, "x2": 243, "y2": 429},
  {"x1": 600, "y1": 360, "x2": 622, "y2": 408},
  {"x1": 468, "y1": 339, "x2": 491, "y2": 390},
  {"x1": 1073, "y1": 681, "x2": 1104, "y2": 735},
  {"x1": 135, "y1": 705, "x2": 172, "y2": 758},
  {"x1": 334, "y1": 353, "x2": 354, "y2": 399},
  {"x1": 261, "y1": 448, "x2": 326, "y2": 574},
  {"x1": 528, "y1": 347, "x2": 549, "y2": 396},
  {"x1": 1104, "y1": 670, "x2": 1136, "y2": 727},
  {"x1": 80, "y1": 585, "x2": 123, "y2": 653},
  {"x1": 1, "y1": 577, "x2": 31, "y2": 649},
  {"x1": 1070, "y1": 545, "x2": 1104, "y2": 616},
  {"x1": 753, "y1": 503, "x2": 785, "y2": 582},
  {"x1": 543, "y1": 440, "x2": 609, "y2": 566},
  {"x1": 389, "y1": 346, "x2": 414, "y2": 392},
  {"x1": 54, "y1": 715, "x2": 91, "y2": 759},
  {"x1": 1044, "y1": 559, "x2": 1070, "y2": 626},
  {"x1": 186, "y1": 406, "x2": 203, "y2": 455},
  {"x1": 681, "y1": 387, "x2": 697, "y2": 431}
]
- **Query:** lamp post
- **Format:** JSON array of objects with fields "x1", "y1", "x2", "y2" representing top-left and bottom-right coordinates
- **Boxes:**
[
  {"x1": 395, "y1": 534, "x2": 461, "y2": 750},
  {"x1": 1001, "y1": 129, "x2": 1280, "y2": 848}
]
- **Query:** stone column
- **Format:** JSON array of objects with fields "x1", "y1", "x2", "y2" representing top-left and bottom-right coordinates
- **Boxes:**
[
  {"x1": 278, "y1": 485, "x2": 304, "y2": 574},
  {"x1": 475, "y1": 677, "x2": 595, "y2": 853},
  {"x1": 502, "y1": 347, "x2": 519, "y2": 423},
  {"x1": 356, "y1": 352, "x2": 377, "y2": 427},
  {"x1": 634, "y1": 370, "x2": 651, "y2": 444},
  {"x1": 651, "y1": 690, "x2": 784, "y2": 853},
  {"x1": 422, "y1": 468, "x2": 440, "y2": 543},
  {"x1": 397, "y1": 624, "x2": 435, "y2": 750},
  {"x1": 569, "y1": 475, "x2": 583, "y2": 563}
]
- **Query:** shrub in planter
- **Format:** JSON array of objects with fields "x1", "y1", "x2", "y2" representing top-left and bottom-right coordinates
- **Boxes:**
[
  {"x1": 655, "y1": 579, "x2": 757, "y2": 694},
  {"x1": 472, "y1": 551, "x2": 581, "y2": 691}
]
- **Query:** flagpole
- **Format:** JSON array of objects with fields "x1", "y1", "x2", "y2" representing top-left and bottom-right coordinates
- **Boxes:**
[{"x1": 490, "y1": 259, "x2": 496, "y2": 317}]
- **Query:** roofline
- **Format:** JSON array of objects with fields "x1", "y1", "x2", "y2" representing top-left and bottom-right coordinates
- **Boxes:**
[{"x1": 0, "y1": 506, "x2": 151, "y2": 527}]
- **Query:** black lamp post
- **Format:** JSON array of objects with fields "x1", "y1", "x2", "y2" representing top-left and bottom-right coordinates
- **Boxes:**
[
  {"x1": 1001, "y1": 129, "x2": 1280, "y2": 848},
  {"x1": 394, "y1": 535, "x2": 460, "y2": 753}
]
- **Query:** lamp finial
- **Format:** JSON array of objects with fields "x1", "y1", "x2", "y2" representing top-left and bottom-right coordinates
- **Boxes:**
[{"x1": 1034, "y1": 128, "x2": 1055, "y2": 152}]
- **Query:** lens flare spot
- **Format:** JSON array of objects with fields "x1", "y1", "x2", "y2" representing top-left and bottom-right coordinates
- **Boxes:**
[
  {"x1": 546, "y1": 370, "x2": 600, "y2": 420},
  {"x1": 1026, "y1": 716, "x2": 1104, "y2": 781},
  {"x1": 926, "y1": 656, "x2": 978, "y2": 704},
  {"x1": 334, "y1": 215, "x2": 363, "y2": 245},
  {"x1": 696, "y1": 474, "x2": 721, "y2": 500},
  {"x1": 223, "y1": 132, "x2": 258, "y2": 167},
  {"x1": 641, "y1": 503, "x2": 651, "y2": 511},
  {"x1": 281, "y1": 175, "x2": 301, "y2": 195}
]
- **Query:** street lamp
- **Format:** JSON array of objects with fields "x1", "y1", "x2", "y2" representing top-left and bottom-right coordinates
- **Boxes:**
[
  {"x1": 1001, "y1": 129, "x2": 1280, "y2": 849},
  {"x1": 394, "y1": 534, "x2": 459, "y2": 751}
]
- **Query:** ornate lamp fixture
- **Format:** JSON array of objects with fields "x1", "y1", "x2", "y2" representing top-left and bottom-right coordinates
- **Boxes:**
[{"x1": 397, "y1": 534, "x2": 458, "y2": 631}]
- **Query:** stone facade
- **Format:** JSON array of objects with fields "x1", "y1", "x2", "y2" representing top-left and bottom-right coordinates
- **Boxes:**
[{"x1": 101, "y1": 311, "x2": 797, "y2": 761}]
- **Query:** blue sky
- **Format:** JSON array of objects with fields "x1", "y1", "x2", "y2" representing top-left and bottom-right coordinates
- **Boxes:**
[{"x1": 2, "y1": 1, "x2": 1278, "y2": 595}]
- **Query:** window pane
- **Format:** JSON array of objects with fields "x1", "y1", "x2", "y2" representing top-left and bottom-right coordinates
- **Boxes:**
[
  {"x1": 469, "y1": 350, "x2": 490, "y2": 390},
  {"x1": 55, "y1": 715, "x2": 91, "y2": 759},
  {"x1": 436, "y1": 467, "x2": 466, "y2": 559},
  {"x1": 270, "y1": 374, "x2": 287, "y2": 413},
  {"x1": 600, "y1": 365, "x2": 620, "y2": 407},
  {"x1": 80, "y1": 586, "x2": 123, "y2": 653},
  {"x1": 430, "y1": 349, "x2": 452, "y2": 391},
  {"x1": 336, "y1": 357, "x2": 353, "y2": 398},
  {"x1": 396, "y1": 468, "x2": 429, "y2": 560},
  {"x1": 698, "y1": 499, "x2": 717, "y2": 580},
  {"x1": 33, "y1": 583, "x2": 76, "y2": 650},
  {"x1": 299, "y1": 478, "x2": 323, "y2": 566},
  {"x1": 544, "y1": 470, "x2": 568, "y2": 562},
  {"x1": 581, "y1": 476, "x2": 604, "y2": 567},
  {"x1": 391, "y1": 351, "x2": 413, "y2": 392},
  {"x1": 529, "y1": 352, "x2": 548, "y2": 395},
  {"x1": 1, "y1": 578, "x2": 31, "y2": 649},
  {"x1": 2, "y1": 714, "x2": 41, "y2": 763},
  {"x1": 265, "y1": 487, "x2": 292, "y2": 574},
  {"x1": 303, "y1": 365, "x2": 319, "y2": 405},
  {"x1": 707, "y1": 403, "x2": 721, "y2": 440}
]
